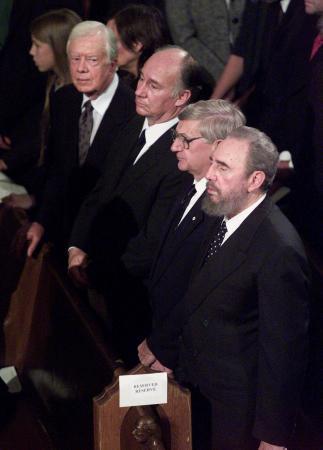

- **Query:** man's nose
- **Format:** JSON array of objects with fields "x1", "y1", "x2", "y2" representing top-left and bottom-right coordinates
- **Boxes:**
[
  {"x1": 170, "y1": 137, "x2": 181, "y2": 153},
  {"x1": 77, "y1": 57, "x2": 88, "y2": 72},
  {"x1": 206, "y1": 164, "x2": 216, "y2": 180},
  {"x1": 135, "y1": 81, "x2": 146, "y2": 97}
]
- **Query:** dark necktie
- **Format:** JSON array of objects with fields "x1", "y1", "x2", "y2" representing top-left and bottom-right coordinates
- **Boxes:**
[
  {"x1": 123, "y1": 129, "x2": 147, "y2": 174},
  {"x1": 174, "y1": 184, "x2": 197, "y2": 230},
  {"x1": 79, "y1": 100, "x2": 93, "y2": 165},
  {"x1": 204, "y1": 220, "x2": 227, "y2": 261},
  {"x1": 131, "y1": 129, "x2": 146, "y2": 165}
]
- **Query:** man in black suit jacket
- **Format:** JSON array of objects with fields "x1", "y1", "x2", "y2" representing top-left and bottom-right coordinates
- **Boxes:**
[
  {"x1": 26, "y1": 21, "x2": 135, "y2": 255},
  {"x1": 212, "y1": 0, "x2": 317, "y2": 164},
  {"x1": 137, "y1": 99, "x2": 246, "y2": 372},
  {"x1": 147, "y1": 127, "x2": 310, "y2": 450},
  {"x1": 292, "y1": 0, "x2": 323, "y2": 250},
  {"x1": 67, "y1": 47, "x2": 213, "y2": 362}
]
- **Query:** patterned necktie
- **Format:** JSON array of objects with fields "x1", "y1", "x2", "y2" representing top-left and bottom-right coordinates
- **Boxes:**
[
  {"x1": 79, "y1": 100, "x2": 93, "y2": 165},
  {"x1": 205, "y1": 220, "x2": 227, "y2": 261}
]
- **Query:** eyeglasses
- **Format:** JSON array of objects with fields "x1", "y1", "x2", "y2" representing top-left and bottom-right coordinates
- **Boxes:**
[{"x1": 171, "y1": 130, "x2": 204, "y2": 149}]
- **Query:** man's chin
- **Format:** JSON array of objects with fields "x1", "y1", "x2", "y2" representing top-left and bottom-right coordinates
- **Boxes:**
[
  {"x1": 202, "y1": 195, "x2": 223, "y2": 217},
  {"x1": 135, "y1": 104, "x2": 147, "y2": 116}
]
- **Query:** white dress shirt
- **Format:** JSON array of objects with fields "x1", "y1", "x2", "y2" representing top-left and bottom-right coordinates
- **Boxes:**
[
  {"x1": 178, "y1": 177, "x2": 207, "y2": 225},
  {"x1": 81, "y1": 73, "x2": 119, "y2": 144},
  {"x1": 222, "y1": 194, "x2": 266, "y2": 244},
  {"x1": 133, "y1": 117, "x2": 179, "y2": 164}
]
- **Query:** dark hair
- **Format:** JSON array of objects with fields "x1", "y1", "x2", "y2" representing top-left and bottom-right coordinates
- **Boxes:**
[
  {"x1": 113, "y1": 4, "x2": 170, "y2": 71},
  {"x1": 180, "y1": 54, "x2": 215, "y2": 103},
  {"x1": 30, "y1": 8, "x2": 81, "y2": 83}
]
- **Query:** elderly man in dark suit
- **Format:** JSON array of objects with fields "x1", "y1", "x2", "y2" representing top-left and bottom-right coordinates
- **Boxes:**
[
  {"x1": 67, "y1": 46, "x2": 213, "y2": 363},
  {"x1": 26, "y1": 21, "x2": 135, "y2": 255},
  {"x1": 145, "y1": 126, "x2": 310, "y2": 450},
  {"x1": 138, "y1": 99, "x2": 246, "y2": 372}
]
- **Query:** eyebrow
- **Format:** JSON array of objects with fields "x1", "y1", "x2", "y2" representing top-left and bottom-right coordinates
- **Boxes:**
[
  {"x1": 210, "y1": 157, "x2": 230, "y2": 169},
  {"x1": 140, "y1": 70, "x2": 163, "y2": 88}
]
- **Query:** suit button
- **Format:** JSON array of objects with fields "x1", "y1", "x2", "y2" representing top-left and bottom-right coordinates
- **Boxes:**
[
  {"x1": 232, "y1": 17, "x2": 239, "y2": 24},
  {"x1": 203, "y1": 319, "x2": 209, "y2": 327}
]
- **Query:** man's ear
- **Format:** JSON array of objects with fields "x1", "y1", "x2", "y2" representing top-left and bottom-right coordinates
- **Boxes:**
[
  {"x1": 247, "y1": 171, "x2": 266, "y2": 192},
  {"x1": 109, "y1": 60, "x2": 118, "y2": 71},
  {"x1": 175, "y1": 89, "x2": 191, "y2": 107}
]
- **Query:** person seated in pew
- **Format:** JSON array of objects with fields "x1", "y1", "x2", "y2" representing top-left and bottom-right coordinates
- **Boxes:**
[
  {"x1": 67, "y1": 46, "x2": 214, "y2": 365},
  {"x1": 2, "y1": 8, "x2": 82, "y2": 209},
  {"x1": 107, "y1": 3, "x2": 170, "y2": 89},
  {"x1": 25, "y1": 20, "x2": 136, "y2": 256}
]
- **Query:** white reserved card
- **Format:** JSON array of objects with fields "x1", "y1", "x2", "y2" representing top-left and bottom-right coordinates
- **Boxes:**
[
  {"x1": 0, "y1": 366, "x2": 22, "y2": 393},
  {"x1": 119, "y1": 372, "x2": 168, "y2": 407}
]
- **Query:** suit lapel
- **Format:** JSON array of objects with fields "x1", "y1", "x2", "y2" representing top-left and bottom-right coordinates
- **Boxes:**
[
  {"x1": 99, "y1": 115, "x2": 144, "y2": 192},
  {"x1": 187, "y1": 197, "x2": 273, "y2": 315},
  {"x1": 115, "y1": 128, "x2": 173, "y2": 195},
  {"x1": 66, "y1": 89, "x2": 82, "y2": 168},
  {"x1": 151, "y1": 198, "x2": 206, "y2": 286},
  {"x1": 87, "y1": 82, "x2": 131, "y2": 156}
]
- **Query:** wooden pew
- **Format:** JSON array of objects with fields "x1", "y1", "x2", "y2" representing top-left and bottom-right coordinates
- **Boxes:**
[
  {"x1": 94, "y1": 364, "x2": 192, "y2": 450},
  {"x1": 3, "y1": 243, "x2": 124, "y2": 450},
  {"x1": 0, "y1": 206, "x2": 28, "y2": 330}
]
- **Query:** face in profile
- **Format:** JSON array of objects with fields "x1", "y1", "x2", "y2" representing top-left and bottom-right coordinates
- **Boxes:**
[
  {"x1": 68, "y1": 33, "x2": 115, "y2": 99},
  {"x1": 203, "y1": 138, "x2": 252, "y2": 218},
  {"x1": 171, "y1": 119, "x2": 213, "y2": 180},
  {"x1": 30, "y1": 36, "x2": 55, "y2": 72},
  {"x1": 107, "y1": 19, "x2": 142, "y2": 75}
]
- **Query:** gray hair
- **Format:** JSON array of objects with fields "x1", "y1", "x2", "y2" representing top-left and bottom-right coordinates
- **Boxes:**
[
  {"x1": 228, "y1": 126, "x2": 279, "y2": 191},
  {"x1": 179, "y1": 99, "x2": 246, "y2": 143},
  {"x1": 67, "y1": 21, "x2": 118, "y2": 62}
]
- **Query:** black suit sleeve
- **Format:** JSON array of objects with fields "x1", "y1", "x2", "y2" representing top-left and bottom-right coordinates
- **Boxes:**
[
  {"x1": 122, "y1": 170, "x2": 190, "y2": 278},
  {"x1": 253, "y1": 242, "x2": 310, "y2": 445}
]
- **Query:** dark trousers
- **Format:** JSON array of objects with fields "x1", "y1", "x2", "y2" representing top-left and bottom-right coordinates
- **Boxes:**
[{"x1": 190, "y1": 385, "x2": 259, "y2": 450}]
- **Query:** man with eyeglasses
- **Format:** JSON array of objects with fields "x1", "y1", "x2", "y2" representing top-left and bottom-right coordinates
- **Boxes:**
[
  {"x1": 67, "y1": 46, "x2": 213, "y2": 364},
  {"x1": 141, "y1": 126, "x2": 310, "y2": 450},
  {"x1": 138, "y1": 99, "x2": 245, "y2": 373}
]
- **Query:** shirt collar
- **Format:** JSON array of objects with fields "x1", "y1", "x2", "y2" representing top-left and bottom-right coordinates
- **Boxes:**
[
  {"x1": 141, "y1": 117, "x2": 179, "y2": 145},
  {"x1": 225, "y1": 193, "x2": 266, "y2": 233},
  {"x1": 82, "y1": 73, "x2": 119, "y2": 115},
  {"x1": 280, "y1": 0, "x2": 290, "y2": 13},
  {"x1": 194, "y1": 177, "x2": 207, "y2": 196}
]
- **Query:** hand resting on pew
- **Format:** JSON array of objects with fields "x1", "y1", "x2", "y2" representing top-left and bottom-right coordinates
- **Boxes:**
[
  {"x1": 68, "y1": 247, "x2": 90, "y2": 287},
  {"x1": 26, "y1": 221, "x2": 44, "y2": 257},
  {"x1": 138, "y1": 339, "x2": 173, "y2": 376}
]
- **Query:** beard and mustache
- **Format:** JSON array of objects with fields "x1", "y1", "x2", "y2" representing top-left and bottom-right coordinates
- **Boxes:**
[{"x1": 202, "y1": 183, "x2": 247, "y2": 218}]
